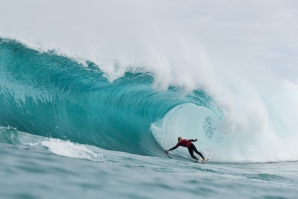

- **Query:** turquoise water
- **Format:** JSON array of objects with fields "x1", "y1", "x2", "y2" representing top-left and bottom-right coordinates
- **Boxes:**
[{"x1": 1, "y1": 39, "x2": 298, "y2": 199}]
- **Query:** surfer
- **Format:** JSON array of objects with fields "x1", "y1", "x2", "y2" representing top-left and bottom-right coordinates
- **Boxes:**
[{"x1": 165, "y1": 137, "x2": 208, "y2": 163}]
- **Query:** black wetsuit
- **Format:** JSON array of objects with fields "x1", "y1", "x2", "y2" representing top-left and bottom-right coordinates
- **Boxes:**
[{"x1": 188, "y1": 143, "x2": 204, "y2": 160}]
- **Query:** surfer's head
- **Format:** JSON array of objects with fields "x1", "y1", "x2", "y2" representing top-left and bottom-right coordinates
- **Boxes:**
[{"x1": 178, "y1": 137, "x2": 182, "y2": 142}]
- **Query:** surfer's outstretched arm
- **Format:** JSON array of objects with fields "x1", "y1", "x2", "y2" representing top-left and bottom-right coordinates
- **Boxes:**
[{"x1": 165, "y1": 145, "x2": 178, "y2": 153}]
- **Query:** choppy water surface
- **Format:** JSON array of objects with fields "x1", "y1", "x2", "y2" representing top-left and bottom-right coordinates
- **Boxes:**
[{"x1": 1, "y1": 128, "x2": 297, "y2": 199}]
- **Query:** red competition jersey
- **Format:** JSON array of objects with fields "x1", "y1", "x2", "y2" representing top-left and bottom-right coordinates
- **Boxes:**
[{"x1": 176, "y1": 139, "x2": 193, "y2": 148}]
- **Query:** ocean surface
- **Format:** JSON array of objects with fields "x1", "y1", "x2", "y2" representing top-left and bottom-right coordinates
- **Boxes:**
[
  {"x1": 1, "y1": 38, "x2": 298, "y2": 199},
  {"x1": 1, "y1": 128, "x2": 298, "y2": 199}
]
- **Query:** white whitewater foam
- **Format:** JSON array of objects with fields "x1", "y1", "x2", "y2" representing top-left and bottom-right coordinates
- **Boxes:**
[{"x1": 40, "y1": 138, "x2": 105, "y2": 162}]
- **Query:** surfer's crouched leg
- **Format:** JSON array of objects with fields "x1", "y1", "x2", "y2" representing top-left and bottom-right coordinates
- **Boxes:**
[
  {"x1": 189, "y1": 144, "x2": 204, "y2": 159},
  {"x1": 188, "y1": 146, "x2": 198, "y2": 160}
]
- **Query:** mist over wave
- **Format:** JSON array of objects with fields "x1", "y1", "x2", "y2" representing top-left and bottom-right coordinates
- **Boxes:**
[{"x1": 1, "y1": 1, "x2": 298, "y2": 162}]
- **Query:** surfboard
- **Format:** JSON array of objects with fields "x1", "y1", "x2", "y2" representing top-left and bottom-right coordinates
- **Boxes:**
[
  {"x1": 194, "y1": 158, "x2": 209, "y2": 164},
  {"x1": 165, "y1": 152, "x2": 172, "y2": 159}
]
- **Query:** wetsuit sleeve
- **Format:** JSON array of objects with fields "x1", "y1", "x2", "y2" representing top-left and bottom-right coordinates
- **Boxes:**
[
  {"x1": 168, "y1": 144, "x2": 179, "y2": 151},
  {"x1": 189, "y1": 139, "x2": 195, "y2": 142}
]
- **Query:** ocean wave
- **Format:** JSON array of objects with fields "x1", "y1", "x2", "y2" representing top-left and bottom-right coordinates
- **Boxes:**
[{"x1": 0, "y1": 38, "x2": 218, "y2": 156}]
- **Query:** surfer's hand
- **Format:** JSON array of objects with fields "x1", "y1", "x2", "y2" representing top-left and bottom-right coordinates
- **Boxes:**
[
  {"x1": 194, "y1": 139, "x2": 198, "y2": 142},
  {"x1": 165, "y1": 150, "x2": 169, "y2": 154}
]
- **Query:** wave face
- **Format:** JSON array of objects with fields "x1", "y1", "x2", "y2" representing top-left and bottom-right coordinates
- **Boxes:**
[{"x1": 0, "y1": 38, "x2": 218, "y2": 156}]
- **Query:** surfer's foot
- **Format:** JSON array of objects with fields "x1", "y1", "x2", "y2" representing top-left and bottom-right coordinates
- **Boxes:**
[{"x1": 202, "y1": 158, "x2": 208, "y2": 163}]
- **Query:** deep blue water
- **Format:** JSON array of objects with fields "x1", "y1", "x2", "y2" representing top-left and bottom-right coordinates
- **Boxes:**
[{"x1": 1, "y1": 38, "x2": 297, "y2": 199}]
